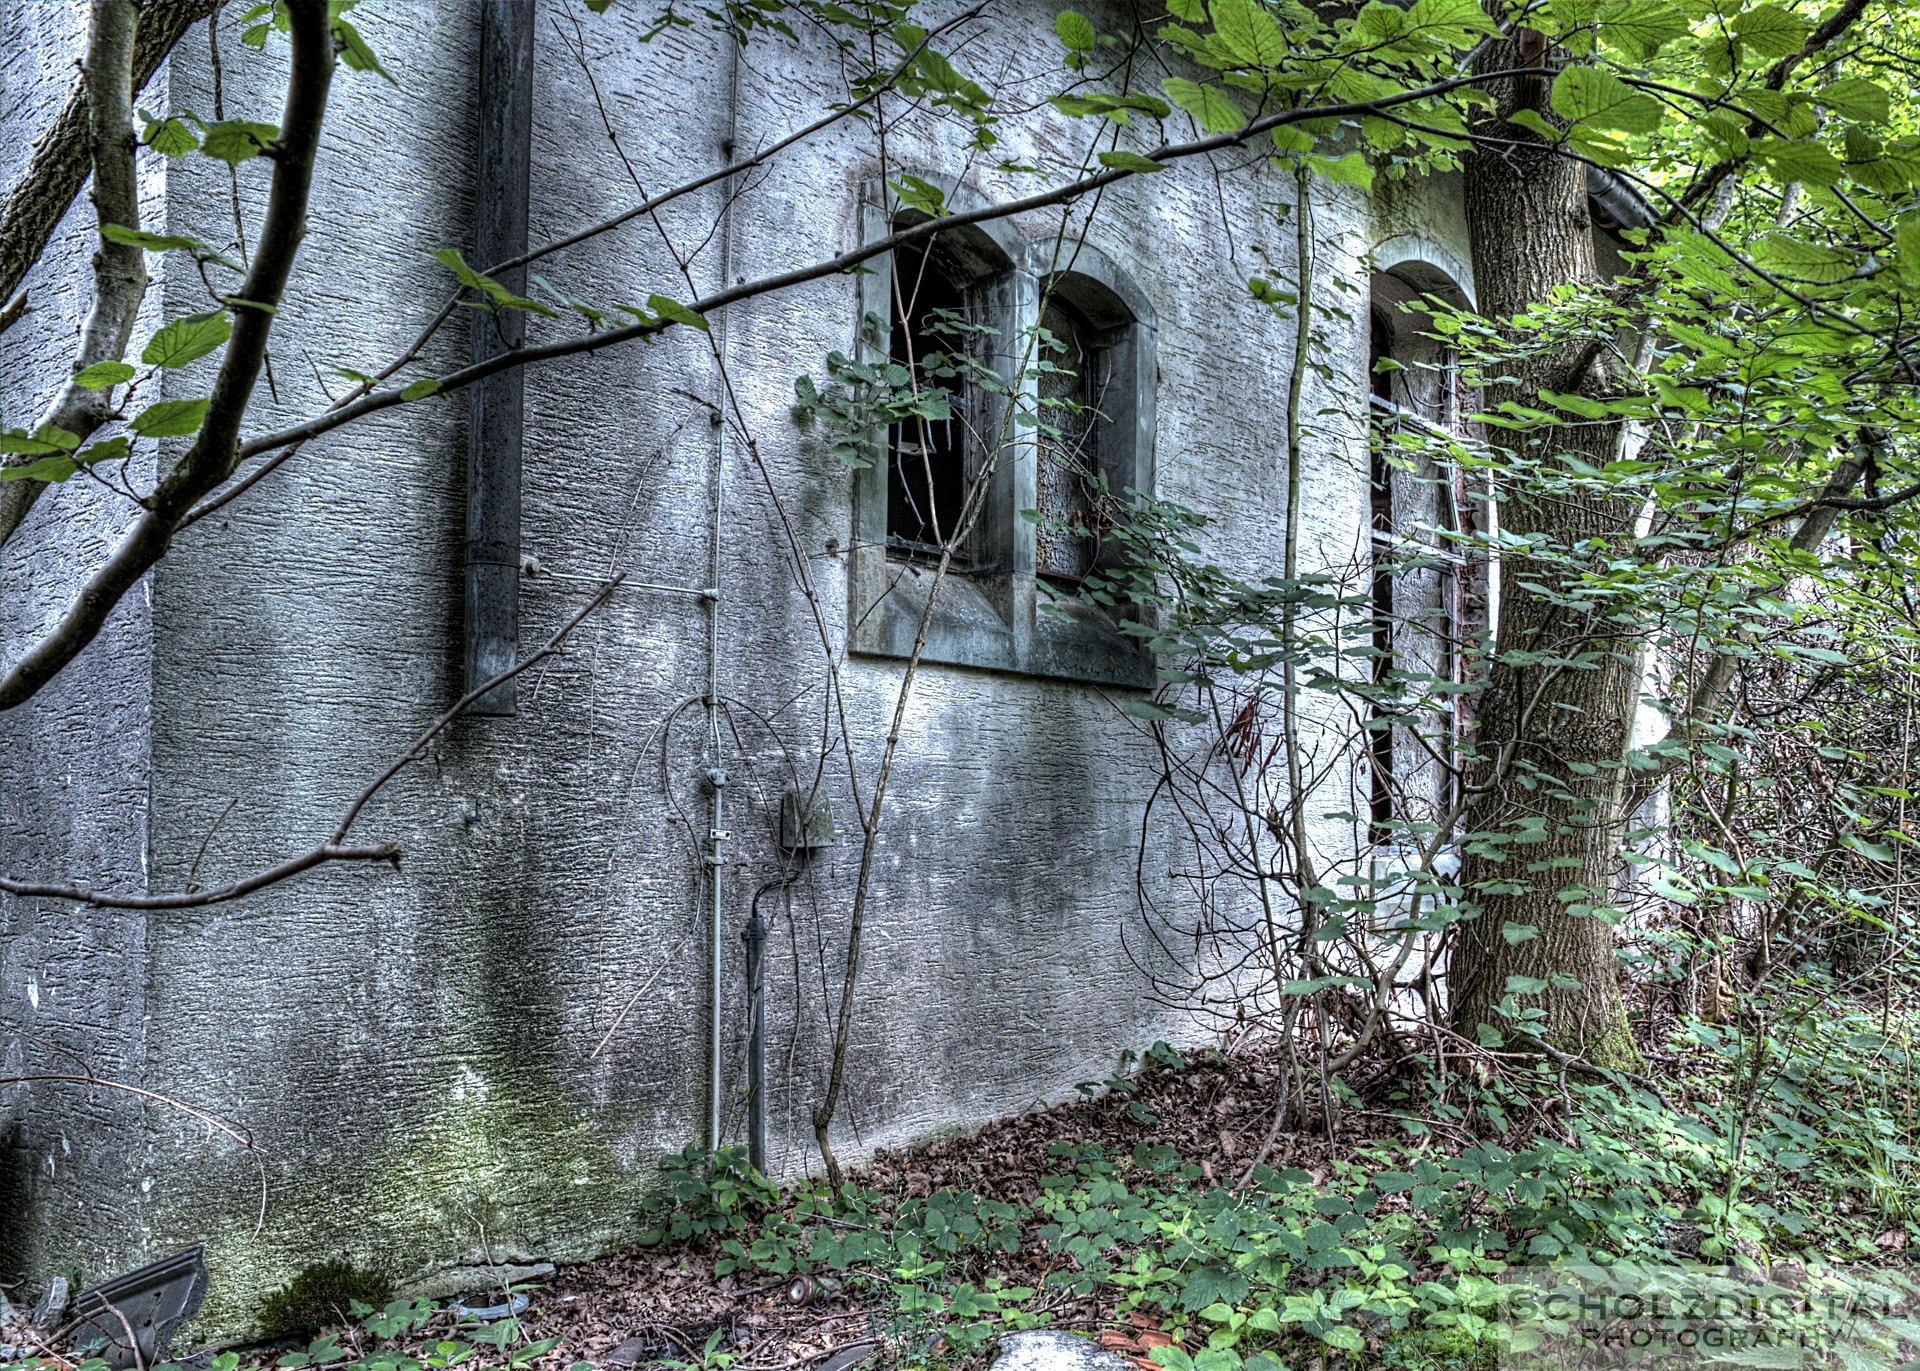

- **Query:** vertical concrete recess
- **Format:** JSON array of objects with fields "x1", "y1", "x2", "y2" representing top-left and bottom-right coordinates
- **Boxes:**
[
  {"x1": 0, "y1": 0, "x2": 1478, "y2": 1339},
  {"x1": 464, "y1": 0, "x2": 535, "y2": 718}
]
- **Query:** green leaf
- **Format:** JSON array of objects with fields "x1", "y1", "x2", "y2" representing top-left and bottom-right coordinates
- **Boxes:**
[
  {"x1": 0, "y1": 456, "x2": 79, "y2": 483},
  {"x1": 1404, "y1": 0, "x2": 1497, "y2": 47},
  {"x1": 1729, "y1": 3, "x2": 1808, "y2": 57},
  {"x1": 890, "y1": 174, "x2": 948, "y2": 217},
  {"x1": 201, "y1": 119, "x2": 280, "y2": 163},
  {"x1": 142, "y1": 311, "x2": 232, "y2": 369},
  {"x1": 1505, "y1": 975, "x2": 1551, "y2": 995},
  {"x1": 1362, "y1": 116, "x2": 1407, "y2": 151},
  {"x1": 1319, "y1": 1328, "x2": 1365, "y2": 1354},
  {"x1": 99, "y1": 224, "x2": 204, "y2": 254},
  {"x1": 0, "y1": 430, "x2": 123, "y2": 481},
  {"x1": 1055, "y1": 9, "x2": 1097, "y2": 50},
  {"x1": 429, "y1": 248, "x2": 560, "y2": 317},
  {"x1": 131, "y1": 397, "x2": 211, "y2": 438},
  {"x1": 1845, "y1": 834, "x2": 1895, "y2": 862},
  {"x1": 532, "y1": 273, "x2": 606, "y2": 325},
  {"x1": 1754, "y1": 138, "x2": 1842, "y2": 187},
  {"x1": 1211, "y1": 0, "x2": 1287, "y2": 65},
  {"x1": 1098, "y1": 150, "x2": 1166, "y2": 173},
  {"x1": 1179, "y1": 1265, "x2": 1250, "y2": 1312},
  {"x1": 1823, "y1": 77, "x2": 1889, "y2": 124},
  {"x1": 1501, "y1": 921, "x2": 1540, "y2": 945},
  {"x1": 1167, "y1": 0, "x2": 1206, "y2": 19},
  {"x1": 1550, "y1": 66, "x2": 1662, "y2": 133},
  {"x1": 400, "y1": 378, "x2": 441, "y2": 401},
  {"x1": 1271, "y1": 124, "x2": 1313, "y2": 154},
  {"x1": 331, "y1": 14, "x2": 396, "y2": 82},
  {"x1": 1759, "y1": 233, "x2": 1854, "y2": 282},
  {"x1": 0, "y1": 425, "x2": 80, "y2": 456},
  {"x1": 74, "y1": 360, "x2": 137, "y2": 391},
  {"x1": 1163, "y1": 77, "x2": 1245, "y2": 132},
  {"x1": 140, "y1": 111, "x2": 200, "y2": 157},
  {"x1": 1595, "y1": 0, "x2": 1687, "y2": 58},
  {"x1": 1308, "y1": 150, "x2": 1373, "y2": 190},
  {"x1": 1897, "y1": 217, "x2": 1920, "y2": 287},
  {"x1": 646, "y1": 294, "x2": 710, "y2": 331}
]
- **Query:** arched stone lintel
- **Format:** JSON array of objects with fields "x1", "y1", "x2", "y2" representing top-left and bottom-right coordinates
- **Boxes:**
[
  {"x1": 1023, "y1": 239, "x2": 1156, "y2": 333},
  {"x1": 1370, "y1": 233, "x2": 1474, "y2": 310},
  {"x1": 860, "y1": 169, "x2": 1024, "y2": 279}
]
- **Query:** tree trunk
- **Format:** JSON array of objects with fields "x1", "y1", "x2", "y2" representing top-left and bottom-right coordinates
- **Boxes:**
[{"x1": 1448, "y1": 36, "x2": 1643, "y2": 1069}]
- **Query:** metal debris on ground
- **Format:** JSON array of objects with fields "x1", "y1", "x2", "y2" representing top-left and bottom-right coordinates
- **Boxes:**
[
  {"x1": 600, "y1": 1333, "x2": 655, "y2": 1367},
  {"x1": 445, "y1": 1290, "x2": 530, "y2": 1321},
  {"x1": 30, "y1": 1274, "x2": 69, "y2": 1330},
  {"x1": 63, "y1": 1246, "x2": 209, "y2": 1369},
  {"x1": 815, "y1": 1339, "x2": 876, "y2": 1371}
]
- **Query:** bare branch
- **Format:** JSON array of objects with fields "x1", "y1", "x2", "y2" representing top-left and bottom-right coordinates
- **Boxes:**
[
  {"x1": 0, "y1": 573, "x2": 624, "y2": 910},
  {"x1": 0, "y1": 1064, "x2": 269, "y2": 1234},
  {"x1": 237, "y1": 64, "x2": 1544, "y2": 459},
  {"x1": 0, "y1": 62, "x2": 1547, "y2": 714},
  {"x1": 180, "y1": 9, "x2": 982, "y2": 529}
]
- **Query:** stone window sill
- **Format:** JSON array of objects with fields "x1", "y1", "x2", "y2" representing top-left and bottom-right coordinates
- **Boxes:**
[{"x1": 849, "y1": 561, "x2": 1153, "y2": 689}]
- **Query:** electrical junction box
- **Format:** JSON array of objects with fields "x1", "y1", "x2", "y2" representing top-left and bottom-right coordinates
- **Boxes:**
[{"x1": 780, "y1": 790, "x2": 835, "y2": 852}]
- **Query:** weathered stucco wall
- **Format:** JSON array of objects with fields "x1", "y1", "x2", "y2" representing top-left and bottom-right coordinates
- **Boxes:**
[{"x1": 0, "y1": 0, "x2": 1476, "y2": 1334}]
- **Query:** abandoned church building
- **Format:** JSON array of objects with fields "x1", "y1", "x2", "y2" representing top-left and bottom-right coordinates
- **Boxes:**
[{"x1": 0, "y1": 0, "x2": 1651, "y2": 1334}]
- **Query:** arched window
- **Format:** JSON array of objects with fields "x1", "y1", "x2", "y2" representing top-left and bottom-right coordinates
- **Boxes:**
[
  {"x1": 1034, "y1": 295, "x2": 1101, "y2": 582},
  {"x1": 1028, "y1": 250, "x2": 1155, "y2": 601},
  {"x1": 1367, "y1": 257, "x2": 1480, "y2": 841}
]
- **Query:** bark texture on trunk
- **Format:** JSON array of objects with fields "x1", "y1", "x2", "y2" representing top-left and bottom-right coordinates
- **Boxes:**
[{"x1": 1449, "y1": 38, "x2": 1643, "y2": 1069}]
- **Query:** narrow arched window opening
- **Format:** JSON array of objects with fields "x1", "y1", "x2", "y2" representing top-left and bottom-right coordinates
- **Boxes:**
[
  {"x1": 1035, "y1": 296, "x2": 1104, "y2": 583},
  {"x1": 887, "y1": 237, "x2": 976, "y2": 561}
]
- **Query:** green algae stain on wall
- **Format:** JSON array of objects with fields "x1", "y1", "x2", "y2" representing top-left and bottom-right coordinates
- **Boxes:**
[{"x1": 177, "y1": 1057, "x2": 667, "y2": 1341}]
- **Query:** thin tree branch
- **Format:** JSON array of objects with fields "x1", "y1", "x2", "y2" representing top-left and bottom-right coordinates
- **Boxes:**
[
  {"x1": 225, "y1": 63, "x2": 1545, "y2": 470},
  {"x1": 0, "y1": 62, "x2": 1547, "y2": 714},
  {"x1": 0, "y1": 1066, "x2": 270, "y2": 1235},
  {"x1": 0, "y1": 573, "x2": 624, "y2": 910},
  {"x1": 1674, "y1": 0, "x2": 1877, "y2": 221},
  {"x1": 179, "y1": 9, "x2": 979, "y2": 528}
]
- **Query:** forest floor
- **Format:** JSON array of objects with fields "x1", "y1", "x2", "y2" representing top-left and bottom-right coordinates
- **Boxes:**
[
  {"x1": 517, "y1": 1038, "x2": 1347, "y2": 1371},
  {"x1": 15, "y1": 1015, "x2": 1913, "y2": 1371}
]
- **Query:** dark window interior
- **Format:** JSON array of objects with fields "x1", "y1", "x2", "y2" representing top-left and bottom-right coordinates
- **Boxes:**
[
  {"x1": 1036, "y1": 297, "x2": 1101, "y2": 583},
  {"x1": 1370, "y1": 308, "x2": 1394, "y2": 405},
  {"x1": 1368, "y1": 307, "x2": 1396, "y2": 840},
  {"x1": 887, "y1": 239, "x2": 970, "y2": 558}
]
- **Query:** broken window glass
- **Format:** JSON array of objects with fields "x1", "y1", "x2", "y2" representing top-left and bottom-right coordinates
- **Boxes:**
[
  {"x1": 887, "y1": 238, "x2": 973, "y2": 561},
  {"x1": 1035, "y1": 298, "x2": 1103, "y2": 583}
]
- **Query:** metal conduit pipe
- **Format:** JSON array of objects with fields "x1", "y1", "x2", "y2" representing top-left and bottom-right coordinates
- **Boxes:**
[
  {"x1": 704, "y1": 28, "x2": 745, "y2": 1155},
  {"x1": 742, "y1": 875, "x2": 795, "y2": 1174}
]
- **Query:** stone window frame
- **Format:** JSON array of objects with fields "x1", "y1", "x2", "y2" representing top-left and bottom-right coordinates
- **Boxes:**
[{"x1": 848, "y1": 170, "x2": 1157, "y2": 688}]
